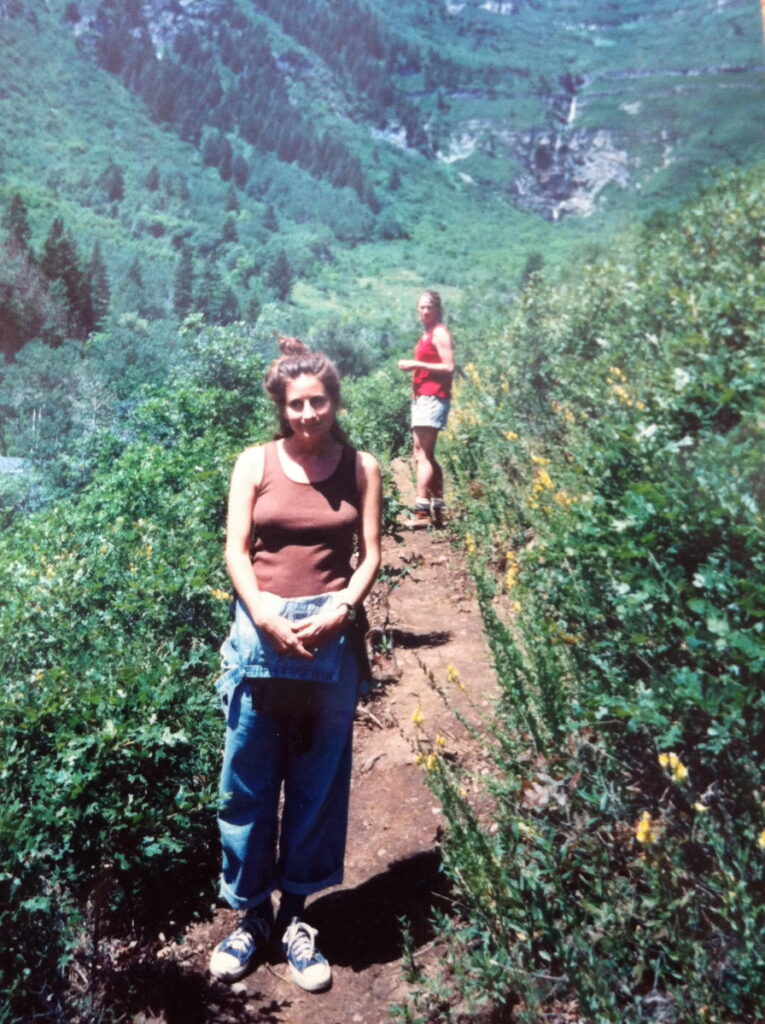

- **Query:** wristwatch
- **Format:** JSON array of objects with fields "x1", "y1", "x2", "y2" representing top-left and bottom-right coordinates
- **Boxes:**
[{"x1": 338, "y1": 601, "x2": 357, "y2": 623}]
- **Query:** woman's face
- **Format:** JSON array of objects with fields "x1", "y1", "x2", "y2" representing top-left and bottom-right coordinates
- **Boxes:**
[
  {"x1": 417, "y1": 293, "x2": 439, "y2": 329},
  {"x1": 282, "y1": 374, "x2": 336, "y2": 445}
]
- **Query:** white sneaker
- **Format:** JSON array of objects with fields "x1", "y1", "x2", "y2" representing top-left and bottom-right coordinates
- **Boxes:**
[
  {"x1": 209, "y1": 912, "x2": 271, "y2": 982},
  {"x1": 281, "y1": 917, "x2": 332, "y2": 992}
]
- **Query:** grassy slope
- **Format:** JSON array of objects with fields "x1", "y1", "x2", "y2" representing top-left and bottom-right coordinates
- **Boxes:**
[{"x1": 1, "y1": 0, "x2": 764, "y2": 330}]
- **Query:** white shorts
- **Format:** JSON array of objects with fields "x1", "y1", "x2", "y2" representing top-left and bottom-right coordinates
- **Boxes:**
[{"x1": 411, "y1": 395, "x2": 450, "y2": 431}]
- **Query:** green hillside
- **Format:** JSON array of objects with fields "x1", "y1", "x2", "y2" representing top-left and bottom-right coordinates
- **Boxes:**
[{"x1": 1, "y1": 0, "x2": 763, "y2": 361}]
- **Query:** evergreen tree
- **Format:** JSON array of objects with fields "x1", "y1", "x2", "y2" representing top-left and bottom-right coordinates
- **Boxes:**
[
  {"x1": 119, "y1": 257, "x2": 149, "y2": 316},
  {"x1": 98, "y1": 160, "x2": 125, "y2": 203},
  {"x1": 0, "y1": 240, "x2": 66, "y2": 358},
  {"x1": 202, "y1": 131, "x2": 223, "y2": 168},
  {"x1": 232, "y1": 154, "x2": 250, "y2": 189},
  {"x1": 144, "y1": 164, "x2": 161, "y2": 191},
  {"x1": 263, "y1": 205, "x2": 279, "y2": 233},
  {"x1": 265, "y1": 250, "x2": 293, "y2": 302},
  {"x1": 87, "y1": 242, "x2": 111, "y2": 330},
  {"x1": 2, "y1": 192, "x2": 32, "y2": 251},
  {"x1": 218, "y1": 138, "x2": 233, "y2": 182},
  {"x1": 225, "y1": 185, "x2": 240, "y2": 214},
  {"x1": 246, "y1": 293, "x2": 261, "y2": 324},
  {"x1": 387, "y1": 166, "x2": 402, "y2": 192},
  {"x1": 173, "y1": 246, "x2": 194, "y2": 320},
  {"x1": 219, "y1": 215, "x2": 238, "y2": 245},
  {"x1": 195, "y1": 259, "x2": 230, "y2": 324},
  {"x1": 219, "y1": 286, "x2": 240, "y2": 325},
  {"x1": 40, "y1": 218, "x2": 93, "y2": 338}
]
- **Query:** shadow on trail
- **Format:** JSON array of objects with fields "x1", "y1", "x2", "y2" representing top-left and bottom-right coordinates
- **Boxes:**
[
  {"x1": 306, "y1": 848, "x2": 450, "y2": 970},
  {"x1": 389, "y1": 627, "x2": 452, "y2": 650},
  {"x1": 101, "y1": 958, "x2": 292, "y2": 1024}
]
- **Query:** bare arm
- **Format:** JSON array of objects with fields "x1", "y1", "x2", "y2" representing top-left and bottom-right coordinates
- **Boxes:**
[
  {"x1": 293, "y1": 451, "x2": 382, "y2": 647},
  {"x1": 225, "y1": 446, "x2": 313, "y2": 658},
  {"x1": 398, "y1": 325, "x2": 455, "y2": 376}
]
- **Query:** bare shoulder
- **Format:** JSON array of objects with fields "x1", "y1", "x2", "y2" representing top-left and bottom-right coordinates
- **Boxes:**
[
  {"x1": 232, "y1": 443, "x2": 266, "y2": 487},
  {"x1": 355, "y1": 449, "x2": 382, "y2": 487},
  {"x1": 433, "y1": 323, "x2": 454, "y2": 346}
]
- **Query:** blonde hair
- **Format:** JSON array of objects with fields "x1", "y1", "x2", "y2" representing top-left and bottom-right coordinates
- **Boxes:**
[
  {"x1": 420, "y1": 289, "x2": 443, "y2": 321},
  {"x1": 264, "y1": 336, "x2": 346, "y2": 440}
]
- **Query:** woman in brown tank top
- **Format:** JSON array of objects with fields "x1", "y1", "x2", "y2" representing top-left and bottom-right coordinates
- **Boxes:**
[{"x1": 209, "y1": 338, "x2": 382, "y2": 993}]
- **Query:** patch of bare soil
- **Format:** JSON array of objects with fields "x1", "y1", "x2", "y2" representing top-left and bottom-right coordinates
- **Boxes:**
[{"x1": 135, "y1": 461, "x2": 499, "y2": 1023}]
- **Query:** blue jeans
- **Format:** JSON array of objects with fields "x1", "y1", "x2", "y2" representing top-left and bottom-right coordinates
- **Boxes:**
[{"x1": 215, "y1": 594, "x2": 360, "y2": 910}]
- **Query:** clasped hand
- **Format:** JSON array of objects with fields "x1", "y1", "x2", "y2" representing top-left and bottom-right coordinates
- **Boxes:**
[{"x1": 257, "y1": 598, "x2": 347, "y2": 660}]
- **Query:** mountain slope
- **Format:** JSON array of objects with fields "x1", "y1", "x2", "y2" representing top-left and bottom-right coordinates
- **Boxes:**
[{"x1": 0, "y1": 0, "x2": 763, "y2": 337}]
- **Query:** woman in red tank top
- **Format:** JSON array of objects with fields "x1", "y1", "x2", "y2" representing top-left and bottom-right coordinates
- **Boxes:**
[
  {"x1": 398, "y1": 290, "x2": 455, "y2": 527},
  {"x1": 210, "y1": 338, "x2": 381, "y2": 992}
]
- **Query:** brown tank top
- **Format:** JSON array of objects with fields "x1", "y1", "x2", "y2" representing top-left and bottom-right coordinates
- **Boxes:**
[{"x1": 251, "y1": 441, "x2": 360, "y2": 598}]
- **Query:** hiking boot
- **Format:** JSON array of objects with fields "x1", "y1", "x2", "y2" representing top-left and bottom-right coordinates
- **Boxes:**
[
  {"x1": 209, "y1": 908, "x2": 272, "y2": 982},
  {"x1": 431, "y1": 502, "x2": 446, "y2": 529},
  {"x1": 404, "y1": 504, "x2": 431, "y2": 529},
  {"x1": 281, "y1": 917, "x2": 332, "y2": 992}
]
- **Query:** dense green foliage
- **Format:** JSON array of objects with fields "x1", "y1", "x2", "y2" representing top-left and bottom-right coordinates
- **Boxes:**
[
  {"x1": 399, "y1": 167, "x2": 765, "y2": 1022},
  {"x1": 0, "y1": 326, "x2": 277, "y2": 1019}
]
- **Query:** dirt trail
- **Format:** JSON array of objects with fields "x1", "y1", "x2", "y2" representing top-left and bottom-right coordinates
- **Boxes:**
[{"x1": 152, "y1": 461, "x2": 498, "y2": 1023}]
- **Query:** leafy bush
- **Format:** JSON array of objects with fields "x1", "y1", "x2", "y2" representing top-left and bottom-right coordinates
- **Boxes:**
[
  {"x1": 407, "y1": 167, "x2": 765, "y2": 1023},
  {"x1": 0, "y1": 325, "x2": 273, "y2": 1021}
]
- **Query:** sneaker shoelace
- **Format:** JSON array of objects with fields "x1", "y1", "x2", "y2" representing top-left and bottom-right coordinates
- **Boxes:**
[
  {"x1": 284, "y1": 921, "x2": 318, "y2": 965},
  {"x1": 221, "y1": 926, "x2": 255, "y2": 955}
]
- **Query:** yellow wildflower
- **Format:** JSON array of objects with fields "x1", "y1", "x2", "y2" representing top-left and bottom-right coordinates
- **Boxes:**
[
  {"x1": 512, "y1": 600, "x2": 522, "y2": 613},
  {"x1": 435, "y1": 735, "x2": 447, "y2": 748},
  {"x1": 758, "y1": 829, "x2": 765, "y2": 850},
  {"x1": 608, "y1": 366, "x2": 626, "y2": 381},
  {"x1": 693, "y1": 802, "x2": 709, "y2": 814},
  {"x1": 425, "y1": 753, "x2": 438, "y2": 772},
  {"x1": 464, "y1": 533, "x2": 477, "y2": 556},
  {"x1": 446, "y1": 664, "x2": 460, "y2": 685},
  {"x1": 210, "y1": 588, "x2": 232, "y2": 602},
  {"x1": 411, "y1": 706, "x2": 424, "y2": 727},
  {"x1": 414, "y1": 752, "x2": 425, "y2": 766},
  {"x1": 532, "y1": 468, "x2": 554, "y2": 494},
  {"x1": 505, "y1": 551, "x2": 519, "y2": 591},
  {"x1": 635, "y1": 811, "x2": 657, "y2": 845},
  {"x1": 531, "y1": 454, "x2": 551, "y2": 466},
  {"x1": 463, "y1": 362, "x2": 481, "y2": 386},
  {"x1": 658, "y1": 751, "x2": 688, "y2": 784},
  {"x1": 504, "y1": 430, "x2": 519, "y2": 442}
]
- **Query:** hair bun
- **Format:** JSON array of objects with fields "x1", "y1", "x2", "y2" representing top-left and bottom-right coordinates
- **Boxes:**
[{"x1": 278, "y1": 335, "x2": 308, "y2": 358}]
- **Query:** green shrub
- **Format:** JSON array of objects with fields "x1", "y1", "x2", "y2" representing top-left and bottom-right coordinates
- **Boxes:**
[{"x1": 408, "y1": 166, "x2": 765, "y2": 1023}]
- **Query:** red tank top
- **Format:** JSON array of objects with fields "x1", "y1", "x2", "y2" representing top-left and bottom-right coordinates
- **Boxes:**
[
  {"x1": 251, "y1": 442, "x2": 360, "y2": 598},
  {"x1": 413, "y1": 326, "x2": 452, "y2": 400}
]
